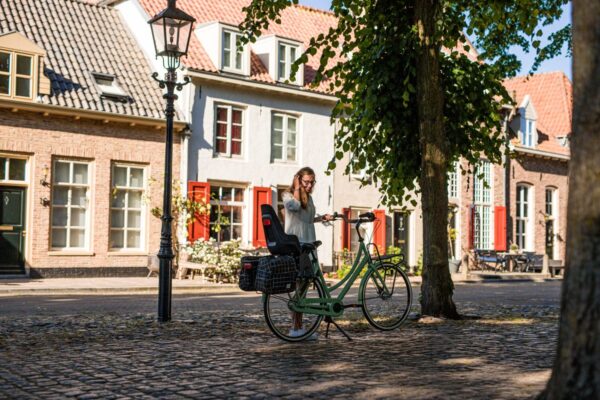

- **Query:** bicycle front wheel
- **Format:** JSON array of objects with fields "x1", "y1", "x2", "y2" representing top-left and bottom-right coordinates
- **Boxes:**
[
  {"x1": 264, "y1": 278, "x2": 326, "y2": 342},
  {"x1": 361, "y1": 262, "x2": 412, "y2": 330}
]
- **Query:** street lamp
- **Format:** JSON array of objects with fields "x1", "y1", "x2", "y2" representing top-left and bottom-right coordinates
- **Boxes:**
[{"x1": 148, "y1": 0, "x2": 195, "y2": 322}]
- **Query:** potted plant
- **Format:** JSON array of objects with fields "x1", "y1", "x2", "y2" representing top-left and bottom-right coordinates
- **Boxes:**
[{"x1": 448, "y1": 208, "x2": 461, "y2": 273}]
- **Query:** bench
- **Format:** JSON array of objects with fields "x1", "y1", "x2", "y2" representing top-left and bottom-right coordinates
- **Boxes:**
[
  {"x1": 474, "y1": 250, "x2": 505, "y2": 272},
  {"x1": 548, "y1": 259, "x2": 565, "y2": 277}
]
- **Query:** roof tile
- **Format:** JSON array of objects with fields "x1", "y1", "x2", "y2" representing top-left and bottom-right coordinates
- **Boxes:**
[
  {"x1": 1, "y1": 0, "x2": 168, "y2": 119},
  {"x1": 504, "y1": 72, "x2": 572, "y2": 156}
]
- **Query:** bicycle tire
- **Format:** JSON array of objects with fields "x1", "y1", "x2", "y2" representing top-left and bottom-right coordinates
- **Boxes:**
[
  {"x1": 264, "y1": 278, "x2": 326, "y2": 342},
  {"x1": 361, "y1": 262, "x2": 412, "y2": 330}
]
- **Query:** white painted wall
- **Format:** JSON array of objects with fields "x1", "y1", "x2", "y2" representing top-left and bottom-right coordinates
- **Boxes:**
[{"x1": 189, "y1": 82, "x2": 336, "y2": 265}]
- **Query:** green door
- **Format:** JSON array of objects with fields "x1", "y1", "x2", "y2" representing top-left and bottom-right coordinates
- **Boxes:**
[{"x1": 0, "y1": 187, "x2": 26, "y2": 274}]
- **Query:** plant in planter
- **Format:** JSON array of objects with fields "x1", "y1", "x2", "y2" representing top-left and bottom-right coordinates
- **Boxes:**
[{"x1": 448, "y1": 208, "x2": 461, "y2": 274}]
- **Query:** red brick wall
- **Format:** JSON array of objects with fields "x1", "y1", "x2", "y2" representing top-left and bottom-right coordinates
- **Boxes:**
[
  {"x1": 507, "y1": 156, "x2": 568, "y2": 261},
  {"x1": 0, "y1": 109, "x2": 181, "y2": 271}
]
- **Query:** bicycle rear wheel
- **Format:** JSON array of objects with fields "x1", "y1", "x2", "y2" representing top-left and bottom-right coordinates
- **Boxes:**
[
  {"x1": 264, "y1": 278, "x2": 326, "y2": 342},
  {"x1": 361, "y1": 262, "x2": 412, "y2": 330}
]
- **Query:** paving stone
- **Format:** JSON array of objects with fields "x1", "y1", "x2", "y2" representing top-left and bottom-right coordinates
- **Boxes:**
[{"x1": 0, "y1": 302, "x2": 560, "y2": 399}]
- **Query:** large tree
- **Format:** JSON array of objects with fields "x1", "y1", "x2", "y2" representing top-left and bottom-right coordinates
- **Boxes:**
[
  {"x1": 540, "y1": 1, "x2": 600, "y2": 398},
  {"x1": 241, "y1": 0, "x2": 570, "y2": 318}
]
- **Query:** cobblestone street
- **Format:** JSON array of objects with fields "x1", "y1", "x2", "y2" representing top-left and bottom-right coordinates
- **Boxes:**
[{"x1": 0, "y1": 292, "x2": 560, "y2": 400}]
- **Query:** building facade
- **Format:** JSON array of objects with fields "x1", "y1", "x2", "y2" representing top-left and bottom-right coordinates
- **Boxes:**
[
  {"x1": 118, "y1": 0, "x2": 339, "y2": 266},
  {"x1": 0, "y1": 0, "x2": 186, "y2": 277}
]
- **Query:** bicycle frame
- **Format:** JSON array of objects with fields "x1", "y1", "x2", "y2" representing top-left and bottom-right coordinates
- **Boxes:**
[{"x1": 265, "y1": 233, "x2": 397, "y2": 318}]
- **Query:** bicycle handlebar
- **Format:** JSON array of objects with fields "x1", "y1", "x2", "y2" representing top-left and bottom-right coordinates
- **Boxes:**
[{"x1": 331, "y1": 211, "x2": 376, "y2": 224}]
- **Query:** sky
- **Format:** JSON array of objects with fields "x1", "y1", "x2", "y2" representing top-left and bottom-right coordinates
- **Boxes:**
[{"x1": 298, "y1": 0, "x2": 572, "y2": 80}]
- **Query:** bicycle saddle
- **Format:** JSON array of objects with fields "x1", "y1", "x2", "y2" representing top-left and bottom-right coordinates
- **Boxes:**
[{"x1": 300, "y1": 241, "x2": 322, "y2": 251}]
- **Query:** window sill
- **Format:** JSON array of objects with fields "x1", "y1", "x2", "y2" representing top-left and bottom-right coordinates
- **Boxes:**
[
  {"x1": 107, "y1": 251, "x2": 148, "y2": 256},
  {"x1": 47, "y1": 251, "x2": 95, "y2": 256}
]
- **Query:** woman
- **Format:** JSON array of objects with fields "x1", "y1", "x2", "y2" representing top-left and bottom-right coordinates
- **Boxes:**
[{"x1": 282, "y1": 167, "x2": 332, "y2": 338}]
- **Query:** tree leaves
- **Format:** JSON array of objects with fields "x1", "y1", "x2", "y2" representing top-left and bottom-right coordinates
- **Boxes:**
[{"x1": 239, "y1": 0, "x2": 568, "y2": 207}]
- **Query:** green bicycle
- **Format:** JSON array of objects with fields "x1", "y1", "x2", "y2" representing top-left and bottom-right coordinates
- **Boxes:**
[{"x1": 260, "y1": 204, "x2": 413, "y2": 342}]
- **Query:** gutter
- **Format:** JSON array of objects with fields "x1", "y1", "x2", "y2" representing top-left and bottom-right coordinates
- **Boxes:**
[
  {"x1": 185, "y1": 69, "x2": 338, "y2": 104},
  {"x1": 0, "y1": 98, "x2": 188, "y2": 131},
  {"x1": 510, "y1": 144, "x2": 570, "y2": 161}
]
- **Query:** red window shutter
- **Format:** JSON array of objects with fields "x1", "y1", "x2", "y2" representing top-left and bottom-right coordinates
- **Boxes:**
[
  {"x1": 468, "y1": 205, "x2": 475, "y2": 249},
  {"x1": 373, "y1": 209, "x2": 387, "y2": 254},
  {"x1": 253, "y1": 186, "x2": 272, "y2": 247},
  {"x1": 341, "y1": 207, "x2": 351, "y2": 250},
  {"x1": 187, "y1": 181, "x2": 210, "y2": 242},
  {"x1": 494, "y1": 206, "x2": 507, "y2": 251}
]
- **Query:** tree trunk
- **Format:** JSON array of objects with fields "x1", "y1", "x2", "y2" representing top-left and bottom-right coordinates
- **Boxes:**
[
  {"x1": 540, "y1": 1, "x2": 600, "y2": 398},
  {"x1": 414, "y1": 0, "x2": 459, "y2": 319}
]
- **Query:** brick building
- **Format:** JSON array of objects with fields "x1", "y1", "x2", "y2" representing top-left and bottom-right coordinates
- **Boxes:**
[
  {"x1": 454, "y1": 72, "x2": 571, "y2": 269},
  {"x1": 0, "y1": 0, "x2": 187, "y2": 277}
]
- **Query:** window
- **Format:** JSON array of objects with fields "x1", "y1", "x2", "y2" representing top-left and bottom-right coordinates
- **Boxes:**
[
  {"x1": 215, "y1": 105, "x2": 243, "y2": 157},
  {"x1": 516, "y1": 184, "x2": 531, "y2": 251},
  {"x1": 474, "y1": 160, "x2": 492, "y2": 249},
  {"x1": 222, "y1": 30, "x2": 244, "y2": 72},
  {"x1": 447, "y1": 161, "x2": 459, "y2": 199},
  {"x1": 0, "y1": 156, "x2": 27, "y2": 182},
  {"x1": 110, "y1": 164, "x2": 146, "y2": 251},
  {"x1": 272, "y1": 113, "x2": 298, "y2": 162},
  {"x1": 278, "y1": 42, "x2": 299, "y2": 82},
  {"x1": 350, "y1": 152, "x2": 369, "y2": 181},
  {"x1": 521, "y1": 118, "x2": 536, "y2": 147},
  {"x1": 276, "y1": 186, "x2": 288, "y2": 223},
  {"x1": 545, "y1": 188, "x2": 557, "y2": 258},
  {"x1": 92, "y1": 72, "x2": 128, "y2": 102},
  {"x1": 51, "y1": 160, "x2": 90, "y2": 250},
  {"x1": 210, "y1": 185, "x2": 245, "y2": 242},
  {"x1": 0, "y1": 51, "x2": 33, "y2": 98},
  {"x1": 350, "y1": 208, "x2": 372, "y2": 252}
]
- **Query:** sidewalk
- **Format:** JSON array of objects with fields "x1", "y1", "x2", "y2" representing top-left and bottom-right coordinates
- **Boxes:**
[{"x1": 0, "y1": 271, "x2": 559, "y2": 296}]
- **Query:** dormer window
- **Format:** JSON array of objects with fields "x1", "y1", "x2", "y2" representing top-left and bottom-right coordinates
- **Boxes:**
[
  {"x1": 278, "y1": 42, "x2": 299, "y2": 82},
  {"x1": 196, "y1": 22, "x2": 250, "y2": 76},
  {"x1": 222, "y1": 29, "x2": 243, "y2": 72},
  {"x1": 521, "y1": 117, "x2": 536, "y2": 147},
  {"x1": 0, "y1": 51, "x2": 33, "y2": 99},
  {"x1": 92, "y1": 72, "x2": 128, "y2": 102}
]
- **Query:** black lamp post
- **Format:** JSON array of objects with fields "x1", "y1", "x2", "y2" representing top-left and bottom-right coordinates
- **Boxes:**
[{"x1": 148, "y1": 0, "x2": 195, "y2": 323}]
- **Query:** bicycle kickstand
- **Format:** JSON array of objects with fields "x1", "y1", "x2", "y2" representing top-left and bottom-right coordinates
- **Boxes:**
[{"x1": 324, "y1": 316, "x2": 352, "y2": 341}]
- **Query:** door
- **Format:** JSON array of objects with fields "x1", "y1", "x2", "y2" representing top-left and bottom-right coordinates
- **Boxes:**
[
  {"x1": 0, "y1": 187, "x2": 26, "y2": 274},
  {"x1": 393, "y1": 212, "x2": 409, "y2": 258}
]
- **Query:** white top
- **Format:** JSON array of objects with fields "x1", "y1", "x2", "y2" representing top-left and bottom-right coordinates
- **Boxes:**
[{"x1": 282, "y1": 191, "x2": 316, "y2": 243}]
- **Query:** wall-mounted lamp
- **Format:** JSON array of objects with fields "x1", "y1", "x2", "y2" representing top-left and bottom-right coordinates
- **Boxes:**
[{"x1": 40, "y1": 165, "x2": 51, "y2": 187}]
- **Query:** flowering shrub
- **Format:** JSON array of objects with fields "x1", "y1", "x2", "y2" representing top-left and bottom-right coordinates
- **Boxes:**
[{"x1": 185, "y1": 238, "x2": 245, "y2": 283}]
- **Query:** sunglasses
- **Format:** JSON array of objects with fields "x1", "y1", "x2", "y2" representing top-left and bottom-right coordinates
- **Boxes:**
[{"x1": 301, "y1": 179, "x2": 316, "y2": 186}]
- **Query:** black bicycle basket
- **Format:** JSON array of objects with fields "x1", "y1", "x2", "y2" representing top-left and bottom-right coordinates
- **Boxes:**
[
  {"x1": 255, "y1": 255, "x2": 298, "y2": 294},
  {"x1": 238, "y1": 256, "x2": 261, "y2": 291}
]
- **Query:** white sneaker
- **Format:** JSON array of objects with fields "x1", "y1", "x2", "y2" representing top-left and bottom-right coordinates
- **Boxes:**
[
  {"x1": 288, "y1": 328, "x2": 306, "y2": 337},
  {"x1": 288, "y1": 328, "x2": 319, "y2": 341}
]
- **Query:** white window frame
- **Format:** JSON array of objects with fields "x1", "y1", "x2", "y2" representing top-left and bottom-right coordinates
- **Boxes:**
[
  {"x1": 0, "y1": 50, "x2": 34, "y2": 99},
  {"x1": 271, "y1": 113, "x2": 298, "y2": 163},
  {"x1": 221, "y1": 29, "x2": 244, "y2": 73},
  {"x1": 516, "y1": 184, "x2": 534, "y2": 251},
  {"x1": 277, "y1": 41, "x2": 300, "y2": 82},
  {"x1": 50, "y1": 160, "x2": 91, "y2": 251},
  {"x1": 209, "y1": 184, "x2": 246, "y2": 242},
  {"x1": 474, "y1": 160, "x2": 492, "y2": 250},
  {"x1": 214, "y1": 104, "x2": 244, "y2": 158},
  {"x1": 447, "y1": 161, "x2": 460, "y2": 199},
  {"x1": 545, "y1": 187, "x2": 559, "y2": 259},
  {"x1": 109, "y1": 164, "x2": 147, "y2": 252},
  {"x1": 350, "y1": 207, "x2": 373, "y2": 253},
  {"x1": 0, "y1": 155, "x2": 28, "y2": 183},
  {"x1": 521, "y1": 117, "x2": 536, "y2": 147}
]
